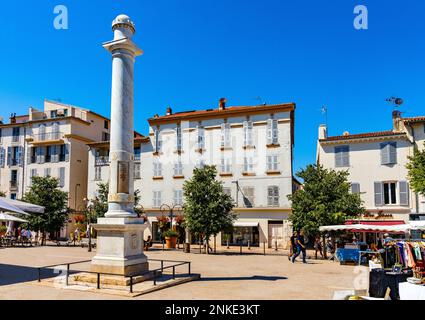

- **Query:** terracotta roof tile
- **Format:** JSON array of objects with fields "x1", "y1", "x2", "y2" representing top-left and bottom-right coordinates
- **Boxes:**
[
  {"x1": 403, "y1": 116, "x2": 425, "y2": 123},
  {"x1": 320, "y1": 130, "x2": 406, "y2": 142}
]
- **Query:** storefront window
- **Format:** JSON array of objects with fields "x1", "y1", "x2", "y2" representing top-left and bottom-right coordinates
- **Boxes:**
[{"x1": 222, "y1": 227, "x2": 259, "y2": 247}]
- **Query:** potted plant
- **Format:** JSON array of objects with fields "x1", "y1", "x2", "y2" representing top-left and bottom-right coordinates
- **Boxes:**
[
  {"x1": 0, "y1": 225, "x2": 7, "y2": 237},
  {"x1": 163, "y1": 229, "x2": 179, "y2": 249},
  {"x1": 156, "y1": 215, "x2": 170, "y2": 240}
]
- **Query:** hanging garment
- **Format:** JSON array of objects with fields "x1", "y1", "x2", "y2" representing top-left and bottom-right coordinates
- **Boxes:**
[
  {"x1": 413, "y1": 244, "x2": 422, "y2": 261},
  {"x1": 405, "y1": 243, "x2": 416, "y2": 269}
]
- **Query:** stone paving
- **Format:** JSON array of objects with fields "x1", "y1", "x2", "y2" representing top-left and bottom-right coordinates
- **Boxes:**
[{"x1": 0, "y1": 245, "x2": 360, "y2": 300}]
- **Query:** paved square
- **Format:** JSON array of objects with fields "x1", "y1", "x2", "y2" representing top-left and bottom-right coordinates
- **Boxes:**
[{"x1": 0, "y1": 246, "x2": 359, "y2": 300}]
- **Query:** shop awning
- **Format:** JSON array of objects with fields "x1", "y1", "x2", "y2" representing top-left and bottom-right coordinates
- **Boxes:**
[
  {"x1": 409, "y1": 221, "x2": 425, "y2": 230},
  {"x1": 233, "y1": 222, "x2": 259, "y2": 228},
  {"x1": 319, "y1": 224, "x2": 411, "y2": 233}
]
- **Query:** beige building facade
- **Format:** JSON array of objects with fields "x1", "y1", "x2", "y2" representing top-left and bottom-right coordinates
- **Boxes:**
[
  {"x1": 0, "y1": 100, "x2": 111, "y2": 237},
  {"x1": 317, "y1": 110, "x2": 425, "y2": 223},
  {"x1": 87, "y1": 100, "x2": 298, "y2": 249}
]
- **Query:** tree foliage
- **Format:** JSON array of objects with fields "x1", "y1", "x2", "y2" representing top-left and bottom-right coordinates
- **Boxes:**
[
  {"x1": 407, "y1": 142, "x2": 425, "y2": 197},
  {"x1": 183, "y1": 165, "x2": 236, "y2": 249},
  {"x1": 0, "y1": 191, "x2": 5, "y2": 197},
  {"x1": 91, "y1": 182, "x2": 142, "y2": 218},
  {"x1": 22, "y1": 176, "x2": 69, "y2": 237},
  {"x1": 288, "y1": 164, "x2": 365, "y2": 236}
]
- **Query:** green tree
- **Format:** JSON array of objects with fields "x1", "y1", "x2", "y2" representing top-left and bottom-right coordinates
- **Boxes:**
[
  {"x1": 288, "y1": 164, "x2": 365, "y2": 257},
  {"x1": 91, "y1": 182, "x2": 142, "y2": 219},
  {"x1": 183, "y1": 165, "x2": 236, "y2": 254},
  {"x1": 22, "y1": 176, "x2": 69, "y2": 245},
  {"x1": 0, "y1": 191, "x2": 5, "y2": 197},
  {"x1": 407, "y1": 142, "x2": 425, "y2": 197}
]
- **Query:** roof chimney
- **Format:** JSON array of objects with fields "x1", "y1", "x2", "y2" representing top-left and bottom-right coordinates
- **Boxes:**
[
  {"x1": 9, "y1": 113, "x2": 16, "y2": 124},
  {"x1": 392, "y1": 110, "x2": 402, "y2": 132},
  {"x1": 0, "y1": 117, "x2": 3, "y2": 124},
  {"x1": 166, "y1": 107, "x2": 173, "y2": 116},
  {"x1": 318, "y1": 124, "x2": 327, "y2": 140},
  {"x1": 219, "y1": 98, "x2": 227, "y2": 111}
]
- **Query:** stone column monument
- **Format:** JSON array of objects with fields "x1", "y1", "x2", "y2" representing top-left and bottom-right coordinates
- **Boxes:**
[{"x1": 91, "y1": 14, "x2": 148, "y2": 276}]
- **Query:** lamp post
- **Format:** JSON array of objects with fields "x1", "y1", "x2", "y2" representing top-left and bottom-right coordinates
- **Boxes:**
[{"x1": 160, "y1": 204, "x2": 183, "y2": 230}]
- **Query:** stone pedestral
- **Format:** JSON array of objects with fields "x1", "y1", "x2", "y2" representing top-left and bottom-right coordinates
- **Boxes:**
[{"x1": 92, "y1": 218, "x2": 149, "y2": 276}]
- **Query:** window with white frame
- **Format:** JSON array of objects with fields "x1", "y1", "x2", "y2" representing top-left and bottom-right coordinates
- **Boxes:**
[
  {"x1": 195, "y1": 159, "x2": 205, "y2": 169},
  {"x1": 197, "y1": 125, "x2": 205, "y2": 150},
  {"x1": 153, "y1": 159, "x2": 162, "y2": 177},
  {"x1": 351, "y1": 183, "x2": 361, "y2": 194},
  {"x1": 244, "y1": 156, "x2": 254, "y2": 173},
  {"x1": 221, "y1": 123, "x2": 231, "y2": 148},
  {"x1": 173, "y1": 190, "x2": 183, "y2": 206},
  {"x1": 30, "y1": 168, "x2": 38, "y2": 186},
  {"x1": 244, "y1": 121, "x2": 254, "y2": 147},
  {"x1": 220, "y1": 157, "x2": 232, "y2": 174},
  {"x1": 153, "y1": 191, "x2": 162, "y2": 207},
  {"x1": 267, "y1": 186, "x2": 280, "y2": 207},
  {"x1": 267, "y1": 155, "x2": 279, "y2": 172},
  {"x1": 242, "y1": 186, "x2": 255, "y2": 208},
  {"x1": 95, "y1": 166, "x2": 102, "y2": 181},
  {"x1": 383, "y1": 182, "x2": 397, "y2": 205},
  {"x1": 174, "y1": 159, "x2": 183, "y2": 176},
  {"x1": 176, "y1": 124, "x2": 182, "y2": 151},
  {"x1": 267, "y1": 119, "x2": 279, "y2": 145},
  {"x1": 134, "y1": 163, "x2": 141, "y2": 179}
]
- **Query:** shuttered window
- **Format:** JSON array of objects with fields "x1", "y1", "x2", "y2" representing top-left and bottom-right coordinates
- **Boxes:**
[
  {"x1": 154, "y1": 128, "x2": 162, "y2": 153},
  {"x1": 59, "y1": 167, "x2": 66, "y2": 188},
  {"x1": 95, "y1": 166, "x2": 102, "y2": 181},
  {"x1": 134, "y1": 163, "x2": 141, "y2": 179},
  {"x1": 351, "y1": 183, "x2": 361, "y2": 194},
  {"x1": 0, "y1": 148, "x2": 5, "y2": 168},
  {"x1": 267, "y1": 155, "x2": 279, "y2": 171},
  {"x1": 221, "y1": 123, "x2": 231, "y2": 148},
  {"x1": 197, "y1": 125, "x2": 205, "y2": 150},
  {"x1": 176, "y1": 125, "x2": 182, "y2": 151},
  {"x1": 335, "y1": 146, "x2": 350, "y2": 167},
  {"x1": 244, "y1": 121, "x2": 254, "y2": 147},
  {"x1": 244, "y1": 156, "x2": 254, "y2": 173},
  {"x1": 267, "y1": 119, "x2": 279, "y2": 145},
  {"x1": 153, "y1": 160, "x2": 162, "y2": 177},
  {"x1": 399, "y1": 181, "x2": 409, "y2": 206},
  {"x1": 242, "y1": 187, "x2": 255, "y2": 208},
  {"x1": 220, "y1": 157, "x2": 232, "y2": 174},
  {"x1": 267, "y1": 186, "x2": 280, "y2": 207},
  {"x1": 380, "y1": 142, "x2": 397, "y2": 165},
  {"x1": 173, "y1": 190, "x2": 183, "y2": 206},
  {"x1": 153, "y1": 191, "x2": 162, "y2": 207},
  {"x1": 174, "y1": 160, "x2": 183, "y2": 176},
  {"x1": 44, "y1": 168, "x2": 51, "y2": 177}
]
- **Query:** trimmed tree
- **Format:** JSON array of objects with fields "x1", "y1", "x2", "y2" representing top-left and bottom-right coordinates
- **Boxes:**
[
  {"x1": 183, "y1": 165, "x2": 236, "y2": 254},
  {"x1": 0, "y1": 191, "x2": 5, "y2": 197},
  {"x1": 22, "y1": 176, "x2": 69, "y2": 245},
  {"x1": 407, "y1": 142, "x2": 425, "y2": 197},
  {"x1": 91, "y1": 182, "x2": 142, "y2": 219},
  {"x1": 288, "y1": 164, "x2": 365, "y2": 258}
]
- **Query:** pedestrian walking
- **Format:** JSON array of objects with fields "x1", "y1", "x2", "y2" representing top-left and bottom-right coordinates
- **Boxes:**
[
  {"x1": 288, "y1": 231, "x2": 297, "y2": 261},
  {"x1": 291, "y1": 230, "x2": 307, "y2": 264},
  {"x1": 314, "y1": 236, "x2": 323, "y2": 259}
]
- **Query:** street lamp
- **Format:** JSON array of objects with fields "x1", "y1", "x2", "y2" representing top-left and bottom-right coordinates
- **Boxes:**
[
  {"x1": 83, "y1": 198, "x2": 93, "y2": 252},
  {"x1": 160, "y1": 204, "x2": 183, "y2": 230}
]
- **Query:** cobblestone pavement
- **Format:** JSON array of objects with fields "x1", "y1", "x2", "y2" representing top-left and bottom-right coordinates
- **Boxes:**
[{"x1": 0, "y1": 245, "x2": 359, "y2": 300}]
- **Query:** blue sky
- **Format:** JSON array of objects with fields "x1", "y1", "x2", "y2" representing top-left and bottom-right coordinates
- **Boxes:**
[{"x1": 0, "y1": 0, "x2": 424, "y2": 172}]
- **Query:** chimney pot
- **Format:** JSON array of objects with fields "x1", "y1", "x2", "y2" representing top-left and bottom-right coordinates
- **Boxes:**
[
  {"x1": 392, "y1": 110, "x2": 402, "y2": 132},
  {"x1": 166, "y1": 107, "x2": 173, "y2": 116},
  {"x1": 219, "y1": 98, "x2": 227, "y2": 111}
]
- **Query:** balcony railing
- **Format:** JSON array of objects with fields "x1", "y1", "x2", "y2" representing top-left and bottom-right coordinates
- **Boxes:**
[
  {"x1": 32, "y1": 132, "x2": 63, "y2": 143},
  {"x1": 95, "y1": 156, "x2": 110, "y2": 166},
  {"x1": 12, "y1": 136, "x2": 20, "y2": 143},
  {"x1": 10, "y1": 181, "x2": 18, "y2": 191}
]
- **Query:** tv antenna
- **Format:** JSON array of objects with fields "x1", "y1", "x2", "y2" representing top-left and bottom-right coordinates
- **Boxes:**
[{"x1": 386, "y1": 97, "x2": 403, "y2": 110}]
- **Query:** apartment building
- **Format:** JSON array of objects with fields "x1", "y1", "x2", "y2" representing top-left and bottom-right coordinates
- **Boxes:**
[
  {"x1": 317, "y1": 110, "x2": 425, "y2": 224},
  {"x1": 0, "y1": 100, "x2": 111, "y2": 237},
  {"x1": 88, "y1": 99, "x2": 298, "y2": 248}
]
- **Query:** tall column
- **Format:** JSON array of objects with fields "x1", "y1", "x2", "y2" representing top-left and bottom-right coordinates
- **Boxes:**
[
  {"x1": 92, "y1": 15, "x2": 148, "y2": 277},
  {"x1": 104, "y1": 14, "x2": 142, "y2": 218}
]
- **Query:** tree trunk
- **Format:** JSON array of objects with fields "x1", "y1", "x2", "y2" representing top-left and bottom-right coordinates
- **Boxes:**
[{"x1": 322, "y1": 234, "x2": 327, "y2": 259}]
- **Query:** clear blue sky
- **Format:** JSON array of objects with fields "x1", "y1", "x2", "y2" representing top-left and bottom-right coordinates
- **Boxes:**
[{"x1": 0, "y1": 0, "x2": 424, "y2": 172}]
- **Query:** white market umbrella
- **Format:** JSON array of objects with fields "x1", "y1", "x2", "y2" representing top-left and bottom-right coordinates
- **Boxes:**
[
  {"x1": 319, "y1": 224, "x2": 411, "y2": 233},
  {"x1": 0, "y1": 213, "x2": 28, "y2": 223},
  {"x1": 0, "y1": 198, "x2": 28, "y2": 216},
  {"x1": 0, "y1": 197, "x2": 44, "y2": 214}
]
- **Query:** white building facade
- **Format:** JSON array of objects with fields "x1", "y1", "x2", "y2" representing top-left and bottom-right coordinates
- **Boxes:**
[
  {"x1": 317, "y1": 111, "x2": 425, "y2": 224},
  {"x1": 88, "y1": 100, "x2": 298, "y2": 248},
  {"x1": 0, "y1": 100, "x2": 111, "y2": 237}
]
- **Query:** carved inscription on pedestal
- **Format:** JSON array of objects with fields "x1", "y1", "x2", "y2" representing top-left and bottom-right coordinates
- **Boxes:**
[{"x1": 117, "y1": 161, "x2": 130, "y2": 194}]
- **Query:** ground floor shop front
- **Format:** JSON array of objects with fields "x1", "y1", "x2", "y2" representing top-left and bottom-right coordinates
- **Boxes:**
[{"x1": 143, "y1": 208, "x2": 293, "y2": 250}]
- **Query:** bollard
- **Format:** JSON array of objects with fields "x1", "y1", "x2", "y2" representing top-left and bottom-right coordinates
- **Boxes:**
[
  {"x1": 188, "y1": 262, "x2": 191, "y2": 276},
  {"x1": 275, "y1": 240, "x2": 278, "y2": 251},
  {"x1": 263, "y1": 242, "x2": 266, "y2": 255},
  {"x1": 130, "y1": 276, "x2": 133, "y2": 293},
  {"x1": 248, "y1": 241, "x2": 251, "y2": 250},
  {"x1": 173, "y1": 266, "x2": 176, "y2": 279},
  {"x1": 162, "y1": 240, "x2": 165, "y2": 251},
  {"x1": 38, "y1": 268, "x2": 41, "y2": 282},
  {"x1": 240, "y1": 244, "x2": 242, "y2": 255},
  {"x1": 153, "y1": 271, "x2": 157, "y2": 286},
  {"x1": 66, "y1": 264, "x2": 70, "y2": 286},
  {"x1": 97, "y1": 273, "x2": 100, "y2": 289},
  {"x1": 161, "y1": 260, "x2": 164, "y2": 273}
]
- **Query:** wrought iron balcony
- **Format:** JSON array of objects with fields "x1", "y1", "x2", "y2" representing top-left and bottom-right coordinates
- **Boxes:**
[
  {"x1": 95, "y1": 156, "x2": 110, "y2": 166},
  {"x1": 32, "y1": 132, "x2": 63, "y2": 143}
]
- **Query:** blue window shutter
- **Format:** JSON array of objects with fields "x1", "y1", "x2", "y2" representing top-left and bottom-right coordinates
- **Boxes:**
[
  {"x1": 65, "y1": 144, "x2": 70, "y2": 162},
  {"x1": 0, "y1": 148, "x2": 5, "y2": 168},
  {"x1": 399, "y1": 181, "x2": 409, "y2": 206},
  {"x1": 389, "y1": 142, "x2": 397, "y2": 164},
  {"x1": 351, "y1": 183, "x2": 360, "y2": 194},
  {"x1": 374, "y1": 182, "x2": 383, "y2": 206}
]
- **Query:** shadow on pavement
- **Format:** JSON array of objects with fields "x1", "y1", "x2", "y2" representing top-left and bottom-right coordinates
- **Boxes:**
[
  {"x1": 0, "y1": 264, "x2": 56, "y2": 286},
  {"x1": 199, "y1": 275, "x2": 287, "y2": 282}
]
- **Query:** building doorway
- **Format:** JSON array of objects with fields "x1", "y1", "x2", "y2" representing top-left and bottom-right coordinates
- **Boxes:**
[{"x1": 268, "y1": 221, "x2": 284, "y2": 248}]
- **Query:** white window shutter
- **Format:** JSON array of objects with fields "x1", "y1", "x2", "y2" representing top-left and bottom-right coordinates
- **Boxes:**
[{"x1": 267, "y1": 119, "x2": 273, "y2": 144}]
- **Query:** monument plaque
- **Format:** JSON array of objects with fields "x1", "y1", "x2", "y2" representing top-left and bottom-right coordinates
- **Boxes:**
[{"x1": 117, "y1": 161, "x2": 130, "y2": 194}]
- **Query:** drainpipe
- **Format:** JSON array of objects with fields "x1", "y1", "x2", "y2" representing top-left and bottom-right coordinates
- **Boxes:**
[{"x1": 21, "y1": 126, "x2": 27, "y2": 198}]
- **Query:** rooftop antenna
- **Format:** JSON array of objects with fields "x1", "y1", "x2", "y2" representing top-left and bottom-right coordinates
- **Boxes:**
[
  {"x1": 321, "y1": 106, "x2": 328, "y2": 127},
  {"x1": 386, "y1": 96, "x2": 403, "y2": 110}
]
